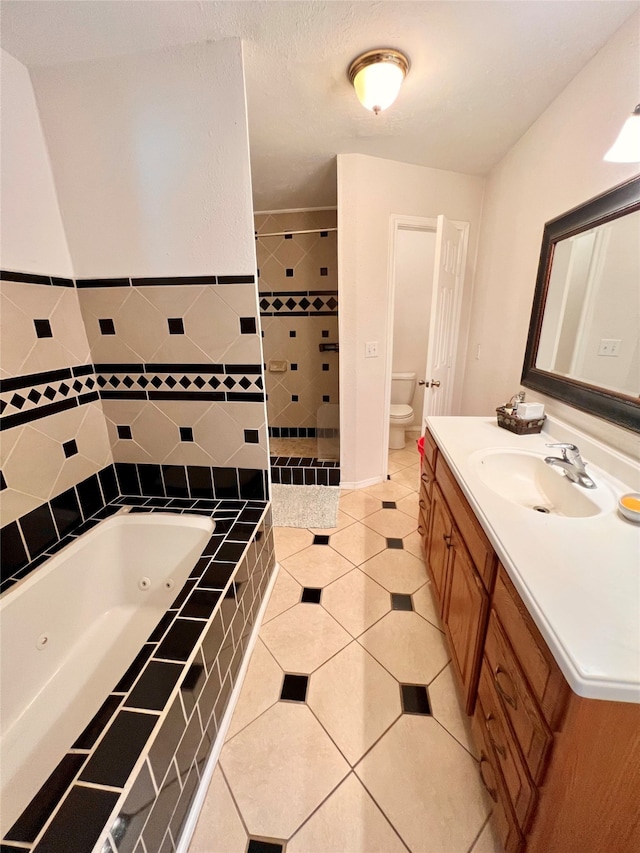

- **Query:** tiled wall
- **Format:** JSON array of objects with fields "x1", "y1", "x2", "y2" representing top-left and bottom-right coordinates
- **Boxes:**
[
  {"x1": 1, "y1": 490, "x2": 276, "y2": 853},
  {"x1": 256, "y1": 211, "x2": 339, "y2": 431},
  {"x1": 0, "y1": 271, "x2": 112, "y2": 528},
  {"x1": 76, "y1": 275, "x2": 269, "y2": 472}
]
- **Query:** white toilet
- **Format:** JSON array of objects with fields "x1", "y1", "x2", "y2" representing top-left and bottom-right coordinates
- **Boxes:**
[{"x1": 389, "y1": 372, "x2": 417, "y2": 449}]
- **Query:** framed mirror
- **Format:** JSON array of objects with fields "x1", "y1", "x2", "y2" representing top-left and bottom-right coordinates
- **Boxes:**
[{"x1": 522, "y1": 175, "x2": 640, "y2": 433}]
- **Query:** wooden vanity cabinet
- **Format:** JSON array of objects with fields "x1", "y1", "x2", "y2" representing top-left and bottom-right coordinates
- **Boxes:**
[{"x1": 419, "y1": 429, "x2": 640, "y2": 853}]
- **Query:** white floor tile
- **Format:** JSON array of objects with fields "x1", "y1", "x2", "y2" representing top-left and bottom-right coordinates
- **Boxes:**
[{"x1": 260, "y1": 603, "x2": 351, "y2": 673}]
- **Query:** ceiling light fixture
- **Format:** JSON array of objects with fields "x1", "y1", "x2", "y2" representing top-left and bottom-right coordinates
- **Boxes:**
[
  {"x1": 348, "y1": 49, "x2": 410, "y2": 115},
  {"x1": 604, "y1": 104, "x2": 640, "y2": 162}
]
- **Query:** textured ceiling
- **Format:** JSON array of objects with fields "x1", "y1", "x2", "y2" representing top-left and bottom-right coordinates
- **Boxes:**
[{"x1": 2, "y1": 1, "x2": 638, "y2": 209}]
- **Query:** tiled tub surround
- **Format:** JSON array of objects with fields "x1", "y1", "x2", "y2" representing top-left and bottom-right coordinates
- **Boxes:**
[
  {"x1": 255, "y1": 211, "x2": 339, "y2": 435},
  {"x1": 1, "y1": 512, "x2": 215, "y2": 833},
  {"x1": 270, "y1": 455, "x2": 340, "y2": 487},
  {"x1": 1, "y1": 462, "x2": 269, "y2": 594},
  {"x1": 1, "y1": 497, "x2": 275, "y2": 853}
]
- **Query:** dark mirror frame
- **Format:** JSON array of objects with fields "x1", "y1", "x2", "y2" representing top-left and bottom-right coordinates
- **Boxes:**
[{"x1": 521, "y1": 175, "x2": 640, "y2": 433}]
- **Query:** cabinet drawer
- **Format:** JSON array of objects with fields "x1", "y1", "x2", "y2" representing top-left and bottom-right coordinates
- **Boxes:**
[
  {"x1": 493, "y1": 565, "x2": 568, "y2": 730},
  {"x1": 420, "y1": 451, "x2": 435, "y2": 500},
  {"x1": 423, "y1": 429, "x2": 438, "y2": 472},
  {"x1": 472, "y1": 695, "x2": 524, "y2": 853},
  {"x1": 478, "y1": 660, "x2": 537, "y2": 832},
  {"x1": 484, "y1": 610, "x2": 553, "y2": 784},
  {"x1": 435, "y1": 455, "x2": 496, "y2": 593}
]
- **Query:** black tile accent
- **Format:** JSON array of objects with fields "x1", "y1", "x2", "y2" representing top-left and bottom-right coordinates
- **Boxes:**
[
  {"x1": 99, "y1": 318, "x2": 116, "y2": 335},
  {"x1": 280, "y1": 674, "x2": 308, "y2": 702},
  {"x1": 125, "y1": 661, "x2": 183, "y2": 711},
  {"x1": 131, "y1": 275, "x2": 217, "y2": 286},
  {"x1": 155, "y1": 619, "x2": 204, "y2": 662},
  {"x1": 62, "y1": 438, "x2": 78, "y2": 458},
  {"x1": 285, "y1": 268, "x2": 294, "y2": 277},
  {"x1": 1, "y1": 269, "x2": 52, "y2": 285},
  {"x1": 0, "y1": 470, "x2": 6, "y2": 490},
  {"x1": 382, "y1": 501, "x2": 397, "y2": 509},
  {"x1": 168, "y1": 317, "x2": 184, "y2": 334},
  {"x1": 247, "y1": 839, "x2": 284, "y2": 853},
  {"x1": 138, "y1": 464, "x2": 164, "y2": 497},
  {"x1": 301, "y1": 587, "x2": 322, "y2": 604},
  {"x1": 148, "y1": 698, "x2": 186, "y2": 788},
  {"x1": 5, "y1": 753, "x2": 86, "y2": 843},
  {"x1": 114, "y1": 644, "x2": 156, "y2": 692},
  {"x1": 291, "y1": 394, "x2": 299, "y2": 402},
  {"x1": 244, "y1": 429, "x2": 259, "y2": 444},
  {"x1": 213, "y1": 467, "x2": 239, "y2": 499},
  {"x1": 33, "y1": 319, "x2": 52, "y2": 338},
  {"x1": 0, "y1": 366, "x2": 73, "y2": 394},
  {"x1": 391, "y1": 593, "x2": 414, "y2": 611},
  {"x1": 32, "y1": 785, "x2": 119, "y2": 853},
  {"x1": 386, "y1": 538, "x2": 404, "y2": 549},
  {"x1": 401, "y1": 684, "x2": 432, "y2": 715},
  {"x1": 322, "y1": 329, "x2": 329, "y2": 337},
  {"x1": 320, "y1": 267, "x2": 328, "y2": 276},
  {"x1": 180, "y1": 655, "x2": 207, "y2": 717},
  {"x1": 0, "y1": 521, "x2": 29, "y2": 580},
  {"x1": 113, "y1": 761, "x2": 156, "y2": 853},
  {"x1": 148, "y1": 611, "x2": 176, "y2": 643},
  {"x1": 218, "y1": 274, "x2": 255, "y2": 284},
  {"x1": 179, "y1": 426, "x2": 194, "y2": 442},
  {"x1": 200, "y1": 561, "x2": 235, "y2": 589},
  {"x1": 73, "y1": 694, "x2": 122, "y2": 750},
  {"x1": 51, "y1": 276, "x2": 74, "y2": 287},
  {"x1": 284, "y1": 233, "x2": 293, "y2": 239},
  {"x1": 115, "y1": 462, "x2": 141, "y2": 495},
  {"x1": 77, "y1": 474, "x2": 103, "y2": 519},
  {"x1": 181, "y1": 588, "x2": 222, "y2": 620},
  {"x1": 50, "y1": 488, "x2": 82, "y2": 538},
  {"x1": 20, "y1": 503, "x2": 58, "y2": 559},
  {"x1": 289, "y1": 330, "x2": 296, "y2": 337},
  {"x1": 77, "y1": 277, "x2": 130, "y2": 287},
  {"x1": 322, "y1": 363, "x2": 329, "y2": 371},
  {"x1": 320, "y1": 231, "x2": 329, "y2": 237},
  {"x1": 162, "y1": 465, "x2": 189, "y2": 498},
  {"x1": 99, "y1": 465, "x2": 118, "y2": 504},
  {"x1": 240, "y1": 316, "x2": 257, "y2": 334},
  {"x1": 313, "y1": 534, "x2": 330, "y2": 546},
  {"x1": 118, "y1": 424, "x2": 133, "y2": 439},
  {"x1": 323, "y1": 395, "x2": 330, "y2": 402},
  {"x1": 187, "y1": 466, "x2": 214, "y2": 499},
  {"x1": 79, "y1": 710, "x2": 158, "y2": 787}
]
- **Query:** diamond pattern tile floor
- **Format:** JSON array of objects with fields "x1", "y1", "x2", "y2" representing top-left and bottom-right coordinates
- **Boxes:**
[{"x1": 189, "y1": 445, "x2": 498, "y2": 853}]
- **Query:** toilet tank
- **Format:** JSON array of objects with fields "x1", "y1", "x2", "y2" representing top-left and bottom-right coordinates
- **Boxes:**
[{"x1": 391, "y1": 372, "x2": 416, "y2": 405}]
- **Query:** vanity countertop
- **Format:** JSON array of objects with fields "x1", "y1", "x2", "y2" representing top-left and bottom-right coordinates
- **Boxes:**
[{"x1": 425, "y1": 415, "x2": 640, "y2": 704}]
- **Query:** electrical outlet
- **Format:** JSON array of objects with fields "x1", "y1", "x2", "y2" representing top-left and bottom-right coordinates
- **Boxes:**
[
  {"x1": 598, "y1": 338, "x2": 622, "y2": 357},
  {"x1": 365, "y1": 341, "x2": 378, "y2": 358}
]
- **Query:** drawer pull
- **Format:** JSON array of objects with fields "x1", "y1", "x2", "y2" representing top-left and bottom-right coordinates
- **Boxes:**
[
  {"x1": 418, "y1": 525, "x2": 425, "y2": 536},
  {"x1": 495, "y1": 666, "x2": 518, "y2": 710},
  {"x1": 485, "y1": 714, "x2": 507, "y2": 760},
  {"x1": 479, "y1": 755, "x2": 498, "y2": 802},
  {"x1": 419, "y1": 499, "x2": 426, "y2": 510},
  {"x1": 443, "y1": 534, "x2": 452, "y2": 548}
]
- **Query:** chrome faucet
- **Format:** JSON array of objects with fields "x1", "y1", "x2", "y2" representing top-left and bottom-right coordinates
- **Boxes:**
[{"x1": 544, "y1": 443, "x2": 596, "y2": 489}]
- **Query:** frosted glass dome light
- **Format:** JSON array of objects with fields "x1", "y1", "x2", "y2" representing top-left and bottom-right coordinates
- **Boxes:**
[{"x1": 348, "y1": 49, "x2": 410, "y2": 115}]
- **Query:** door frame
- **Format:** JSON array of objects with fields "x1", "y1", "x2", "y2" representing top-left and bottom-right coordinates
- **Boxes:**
[{"x1": 382, "y1": 214, "x2": 470, "y2": 469}]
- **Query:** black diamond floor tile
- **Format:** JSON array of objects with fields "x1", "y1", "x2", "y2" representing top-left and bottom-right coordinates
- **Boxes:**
[
  {"x1": 301, "y1": 587, "x2": 322, "y2": 604},
  {"x1": 382, "y1": 500, "x2": 397, "y2": 509},
  {"x1": 386, "y1": 538, "x2": 404, "y2": 549},
  {"x1": 391, "y1": 593, "x2": 413, "y2": 611},
  {"x1": 401, "y1": 684, "x2": 432, "y2": 715},
  {"x1": 280, "y1": 674, "x2": 308, "y2": 703},
  {"x1": 313, "y1": 534, "x2": 330, "y2": 545},
  {"x1": 247, "y1": 840, "x2": 284, "y2": 853}
]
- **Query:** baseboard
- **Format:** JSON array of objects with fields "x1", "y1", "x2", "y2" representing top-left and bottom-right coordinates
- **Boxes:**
[
  {"x1": 176, "y1": 561, "x2": 282, "y2": 853},
  {"x1": 340, "y1": 475, "x2": 385, "y2": 490}
]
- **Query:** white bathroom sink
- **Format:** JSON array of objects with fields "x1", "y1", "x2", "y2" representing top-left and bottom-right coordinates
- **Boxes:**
[{"x1": 471, "y1": 449, "x2": 615, "y2": 517}]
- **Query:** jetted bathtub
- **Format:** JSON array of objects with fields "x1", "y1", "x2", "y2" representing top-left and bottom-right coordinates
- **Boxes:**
[{"x1": 0, "y1": 511, "x2": 214, "y2": 834}]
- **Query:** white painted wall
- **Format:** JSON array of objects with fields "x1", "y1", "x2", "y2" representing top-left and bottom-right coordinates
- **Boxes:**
[
  {"x1": 462, "y1": 12, "x2": 640, "y2": 457},
  {"x1": 0, "y1": 50, "x2": 73, "y2": 277},
  {"x1": 392, "y1": 228, "x2": 436, "y2": 424},
  {"x1": 30, "y1": 40, "x2": 255, "y2": 278},
  {"x1": 337, "y1": 154, "x2": 485, "y2": 486}
]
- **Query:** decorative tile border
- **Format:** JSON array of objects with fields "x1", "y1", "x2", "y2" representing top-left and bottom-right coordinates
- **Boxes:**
[
  {"x1": 0, "y1": 364, "x2": 265, "y2": 430},
  {"x1": 270, "y1": 456, "x2": 340, "y2": 486},
  {"x1": 259, "y1": 290, "x2": 338, "y2": 316},
  {"x1": 1, "y1": 495, "x2": 275, "y2": 853},
  {"x1": 0, "y1": 270, "x2": 255, "y2": 288}
]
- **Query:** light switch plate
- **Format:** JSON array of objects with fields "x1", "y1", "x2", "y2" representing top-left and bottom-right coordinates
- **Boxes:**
[{"x1": 365, "y1": 341, "x2": 378, "y2": 358}]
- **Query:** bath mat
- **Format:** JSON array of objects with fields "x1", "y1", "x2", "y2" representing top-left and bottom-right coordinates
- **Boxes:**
[{"x1": 271, "y1": 484, "x2": 340, "y2": 529}]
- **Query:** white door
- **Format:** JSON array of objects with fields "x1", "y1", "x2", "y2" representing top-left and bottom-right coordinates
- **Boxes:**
[{"x1": 422, "y1": 215, "x2": 464, "y2": 422}]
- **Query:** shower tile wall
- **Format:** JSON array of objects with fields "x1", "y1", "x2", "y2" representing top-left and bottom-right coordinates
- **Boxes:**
[
  {"x1": 255, "y1": 211, "x2": 338, "y2": 432},
  {"x1": 76, "y1": 277, "x2": 269, "y2": 473},
  {"x1": 0, "y1": 272, "x2": 112, "y2": 528}
]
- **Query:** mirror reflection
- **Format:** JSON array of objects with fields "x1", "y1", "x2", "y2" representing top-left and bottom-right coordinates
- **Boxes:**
[{"x1": 536, "y1": 209, "x2": 640, "y2": 398}]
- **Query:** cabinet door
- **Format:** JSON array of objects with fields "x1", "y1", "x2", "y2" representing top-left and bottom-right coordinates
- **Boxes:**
[
  {"x1": 426, "y1": 485, "x2": 452, "y2": 613},
  {"x1": 445, "y1": 526, "x2": 489, "y2": 714}
]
